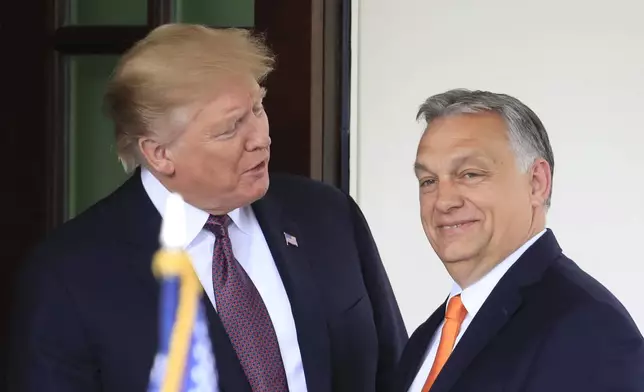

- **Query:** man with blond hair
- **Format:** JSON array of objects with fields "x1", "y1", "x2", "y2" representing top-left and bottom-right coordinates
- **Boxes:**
[{"x1": 8, "y1": 24, "x2": 407, "y2": 392}]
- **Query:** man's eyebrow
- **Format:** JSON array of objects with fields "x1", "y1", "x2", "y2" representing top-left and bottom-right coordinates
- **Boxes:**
[
  {"x1": 413, "y1": 153, "x2": 491, "y2": 175},
  {"x1": 413, "y1": 162, "x2": 430, "y2": 174}
]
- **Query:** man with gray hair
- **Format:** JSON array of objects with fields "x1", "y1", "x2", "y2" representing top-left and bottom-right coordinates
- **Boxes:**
[{"x1": 395, "y1": 89, "x2": 644, "y2": 392}]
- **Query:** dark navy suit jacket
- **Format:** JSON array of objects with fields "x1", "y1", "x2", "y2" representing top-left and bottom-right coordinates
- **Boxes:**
[
  {"x1": 395, "y1": 230, "x2": 644, "y2": 392},
  {"x1": 7, "y1": 171, "x2": 408, "y2": 392}
]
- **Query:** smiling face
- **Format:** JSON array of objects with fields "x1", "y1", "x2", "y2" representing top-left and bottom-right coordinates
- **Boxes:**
[
  {"x1": 140, "y1": 76, "x2": 271, "y2": 215},
  {"x1": 414, "y1": 112, "x2": 550, "y2": 287}
]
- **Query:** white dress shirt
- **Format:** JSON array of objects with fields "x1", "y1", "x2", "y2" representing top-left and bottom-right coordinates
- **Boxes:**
[
  {"x1": 141, "y1": 168, "x2": 308, "y2": 392},
  {"x1": 408, "y1": 230, "x2": 546, "y2": 392}
]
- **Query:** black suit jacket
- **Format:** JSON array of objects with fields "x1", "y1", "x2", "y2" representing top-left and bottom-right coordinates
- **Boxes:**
[
  {"x1": 8, "y1": 171, "x2": 408, "y2": 392},
  {"x1": 395, "y1": 230, "x2": 644, "y2": 392}
]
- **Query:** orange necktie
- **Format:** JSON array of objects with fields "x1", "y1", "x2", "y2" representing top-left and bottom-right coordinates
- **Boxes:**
[{"x1": 421, "y1": 294, "x2": 468, "y2": 392}]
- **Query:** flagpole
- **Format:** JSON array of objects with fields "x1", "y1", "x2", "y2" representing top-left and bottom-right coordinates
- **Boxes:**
[
  {"x1": 151, "y1": 192, "x2": 203, "y2": 392},
  {"x1": 152, "y1": 248, "x2": 201, "y2": 392}
]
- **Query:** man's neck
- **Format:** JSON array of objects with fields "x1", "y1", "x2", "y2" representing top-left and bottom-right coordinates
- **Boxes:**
[{"x1": 448, "y1": 222, "x2": 546, "y2": 289}]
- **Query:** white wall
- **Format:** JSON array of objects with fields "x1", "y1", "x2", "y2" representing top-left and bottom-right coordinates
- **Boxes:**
[{"x1": 350, "y1": 0, "x2": 644, "y2": 333}]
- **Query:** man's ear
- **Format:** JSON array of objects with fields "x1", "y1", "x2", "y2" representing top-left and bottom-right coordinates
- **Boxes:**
[
  {"x1": 529, "y1": 158, "x2": 552, "y2": 207},
  {"x1": 138, "y1": 136, "x2": 175, "y2": 175}
]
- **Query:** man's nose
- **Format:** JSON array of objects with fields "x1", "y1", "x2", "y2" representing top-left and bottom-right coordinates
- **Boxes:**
[
  {"x1": 246, "y1": 118, "x2": 271, "y2": 150},
  {"x1": 434, "y1": 180, "x2": 464, "y2": 213}
]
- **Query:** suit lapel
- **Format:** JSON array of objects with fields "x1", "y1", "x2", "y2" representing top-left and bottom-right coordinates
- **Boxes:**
[
  {"x1": 114, "y1": 171, "x2": 163, "y2": 300},
  {"x1": 400, "y1": 304, "x2": 446, "y2": 391},
  {"x1": 429, "y1": 290, "x2": 521, "y2": 392},
  {"x1": 252, "y1": 194, "x2": 332, "y2": 392},
  {"x1": 428, "y1": 230, "x2": 561, "y2": 392}
]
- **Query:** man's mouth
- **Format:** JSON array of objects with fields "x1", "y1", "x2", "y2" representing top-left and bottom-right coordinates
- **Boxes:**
[
  {"x1": 438, "y1": 220, "x2": 478, "y2": 230},
  {"x1": 247, "y1": 160, "x2": 267, "y2": 172}
]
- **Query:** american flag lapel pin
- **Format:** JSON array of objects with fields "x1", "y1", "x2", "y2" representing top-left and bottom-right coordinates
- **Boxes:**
[{"x1": 284, "y1": 232, "x2": 298, "y2": 247}]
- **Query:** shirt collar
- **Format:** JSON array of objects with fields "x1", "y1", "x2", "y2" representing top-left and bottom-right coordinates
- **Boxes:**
[
  {"x1": 226, "y1": 203, "x2": 254, "y2": 236},
  {"x1": 140, "y1": 167, "x2": 253, "y2": 248},
  {"x1": 448, "y1": 229, "x2": 547, "y2": 318}
]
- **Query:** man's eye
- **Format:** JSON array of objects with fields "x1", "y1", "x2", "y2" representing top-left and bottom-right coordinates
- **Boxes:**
[
  {"x1": 228, "y1": 117, "x2": 243, "y2": 132},
  {"x1": 218, "y1": 121, "x2": 240, "y2": 138},
  {"x1": 420, "y1": 179, "x2": 436, "y2": 187}
]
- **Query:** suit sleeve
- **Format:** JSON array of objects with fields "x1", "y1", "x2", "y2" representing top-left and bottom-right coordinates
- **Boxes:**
[
  {"x1": 7, "y1": 251, "x2": 101, "y2": 392},
  {"x1": 523, "y1": 302, "x2": 644, "y2": 392},
  {"x1": 348, "y1": 195, "x2": 408, "y2": 392}
]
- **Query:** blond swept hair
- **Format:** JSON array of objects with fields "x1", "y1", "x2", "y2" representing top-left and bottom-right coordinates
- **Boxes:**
[{"x1": 104, "y1": 23, "x2": 275, "y2": 173}]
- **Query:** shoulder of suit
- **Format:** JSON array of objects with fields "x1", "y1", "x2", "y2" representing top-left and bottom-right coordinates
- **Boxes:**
[
  {"x1": 25, "y1": 178, "x2": 131, "y2": 267},
  {"x1": 264, "y1": 172, "x2": 362, "y2": 222},
  {"x1": 530, "y1": 254, "x2": 639, "y2": 332},
  {"x1": 268, "y1": 172, "x2": 349, "y2": 201}
]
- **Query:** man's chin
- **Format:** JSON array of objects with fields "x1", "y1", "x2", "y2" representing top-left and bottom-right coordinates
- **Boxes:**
[
  {"x1": 436, "y1": 245, "x2": 480, "y2": 265},
  {"x1": 247, "y1": 177, "x2": 270, "y2": 202}
]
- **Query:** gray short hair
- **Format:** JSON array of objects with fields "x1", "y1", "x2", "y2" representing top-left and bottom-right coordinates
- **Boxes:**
[{"x1": 416, "y1": 88, "x2": 554, "y2": 207}]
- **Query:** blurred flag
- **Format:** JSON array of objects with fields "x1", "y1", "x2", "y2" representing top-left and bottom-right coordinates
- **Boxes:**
[{"x1": 147, "y1": 193, "x2": 216, "y2": 392}]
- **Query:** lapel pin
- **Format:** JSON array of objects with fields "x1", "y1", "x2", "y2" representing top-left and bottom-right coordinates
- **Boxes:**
[{"x1": 284, "y1": 232, "x2": 298, "y2": 247}]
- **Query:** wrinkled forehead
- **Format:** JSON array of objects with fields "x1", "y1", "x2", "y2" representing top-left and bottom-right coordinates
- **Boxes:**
[
  {"x1": 419, "y1": 113, "x2": 510, "y2": 150},
  {"x1": 168, "y1": 78, "x2": 264, "y2": 122},
  {"x1": 197, "y1": 83, "x2": 265, "y2": 119},
  {"x1": 415, "y1": 114, "x2": 514, "y2": 171},
  {"x1": 199, "y1": 75, "x2": 264, "y2": 105}
]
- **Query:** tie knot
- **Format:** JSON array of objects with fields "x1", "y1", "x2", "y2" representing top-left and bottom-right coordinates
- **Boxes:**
[
  {"x1": 445, "y1": 295, "x2": 467, "y2": 322},
  {"x1": 204, "y1": 214, "x2": 232, "y2": 237}
]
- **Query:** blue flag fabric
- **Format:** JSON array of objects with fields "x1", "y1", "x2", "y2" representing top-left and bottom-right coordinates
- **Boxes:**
[{"x1": 147, "y1": 275, "x2": 216, "y2": 392}]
